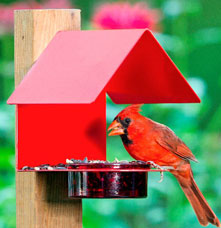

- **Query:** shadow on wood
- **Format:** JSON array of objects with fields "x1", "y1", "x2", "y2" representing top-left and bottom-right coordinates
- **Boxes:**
[{"x1": 37, "y1": 172, "x2": 73, "y2": 202}]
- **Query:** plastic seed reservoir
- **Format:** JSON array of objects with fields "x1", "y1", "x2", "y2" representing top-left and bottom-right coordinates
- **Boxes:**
[
  {"x1": 68, "y1": 161, "x2": 150, "y2": 198},
  {"x1": 20, "y1": 159, "x2": 167, "y2": 199}
]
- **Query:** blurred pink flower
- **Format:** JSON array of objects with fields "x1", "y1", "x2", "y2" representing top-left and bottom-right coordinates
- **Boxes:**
[
  {"x1": 0, "y1": 0, "x2": 71, "y2": 34},
  {"x1": 43, "y1": 0, "x2": 71, "y2": 9},
  {"x1": 92, "y1": 2, "x2": 160, "y2": 31},
  {"x1": 0, "y1": 2, "x2": 40, "y2": 32}
]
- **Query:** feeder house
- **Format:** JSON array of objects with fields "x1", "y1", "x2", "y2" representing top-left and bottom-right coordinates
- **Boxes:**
[{"x1": 8, "y1": 29, "x2": 200, "y2": 198}]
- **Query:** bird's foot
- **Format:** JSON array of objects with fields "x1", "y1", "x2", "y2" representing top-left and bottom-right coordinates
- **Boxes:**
[
  {"x1": 146, "y1": 161, "x2": 164, "y2": 169},
  {"x1": 146, "y1": 161, "x2": 165, "y2": 183}
]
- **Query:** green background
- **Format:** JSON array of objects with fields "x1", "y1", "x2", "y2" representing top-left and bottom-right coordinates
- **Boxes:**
[{"x1": 0, "y1": 0, "x2": 221, "y2": 227}]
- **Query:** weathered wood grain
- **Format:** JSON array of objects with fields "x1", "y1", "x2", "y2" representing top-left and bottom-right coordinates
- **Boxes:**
[{"x1": 14, "y1": 9, "x2": 82, "y2": 228}]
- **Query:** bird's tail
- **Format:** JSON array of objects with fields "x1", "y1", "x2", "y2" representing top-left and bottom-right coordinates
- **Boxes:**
[{"x1": 172, "y1": 168, "x2": 220, "y2": 227}]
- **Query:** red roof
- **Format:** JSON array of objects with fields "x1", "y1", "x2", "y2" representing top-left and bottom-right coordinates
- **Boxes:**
[{"x1": 7, "y1": 29, "x2": 200, "y2": 104}]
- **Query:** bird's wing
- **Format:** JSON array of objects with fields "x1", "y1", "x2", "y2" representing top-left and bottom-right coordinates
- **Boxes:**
[{"x1": 154, "y1": 124, "x2": 198, "y2": 162}]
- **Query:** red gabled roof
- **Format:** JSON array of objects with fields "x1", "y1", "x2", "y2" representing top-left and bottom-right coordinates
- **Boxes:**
[{"x1": 7, "y1": 29, "x2": 200, "y2": 104}]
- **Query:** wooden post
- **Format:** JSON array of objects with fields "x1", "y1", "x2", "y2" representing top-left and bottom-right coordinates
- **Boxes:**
[{"x1": 14, "y1": 10, "x2": 82, "y2": 228}]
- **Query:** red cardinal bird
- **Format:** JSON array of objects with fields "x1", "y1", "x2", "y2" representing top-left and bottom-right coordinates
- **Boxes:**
[{"x1": 108, "y1": 104, "x2": 220, "y2": 227}]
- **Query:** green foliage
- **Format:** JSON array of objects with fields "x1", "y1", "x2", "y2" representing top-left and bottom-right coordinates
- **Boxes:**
[{"x1": 1, "y1": 0, "x2": 221, "y2": 227}]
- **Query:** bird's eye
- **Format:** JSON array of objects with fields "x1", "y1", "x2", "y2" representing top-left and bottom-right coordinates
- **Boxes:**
[{"x1": 124, "y1": 118, "x2": 131, "y2": 124}]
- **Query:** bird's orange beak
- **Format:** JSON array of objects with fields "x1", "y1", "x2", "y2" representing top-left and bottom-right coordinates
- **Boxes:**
[{"x1": 107, "y1": 120, "x2": 125, "y2": 136}]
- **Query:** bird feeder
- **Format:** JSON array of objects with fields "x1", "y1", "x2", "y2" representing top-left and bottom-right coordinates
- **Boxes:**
[{"x1": 7, "y1": 29, "x2": 200, "y2": 199}]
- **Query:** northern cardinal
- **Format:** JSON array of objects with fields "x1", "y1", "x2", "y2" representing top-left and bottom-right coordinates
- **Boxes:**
[{"x1": 108, "y1": 104, "x2": 220, "y2": 227}]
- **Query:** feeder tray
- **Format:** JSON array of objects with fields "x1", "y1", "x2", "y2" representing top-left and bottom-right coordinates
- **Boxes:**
[
  {"x1": 20, "y1": 160, "x2": 168, "y2": 199},
  {"x1": 68, "y1": 161, "x2": 151, "y2": 198}
]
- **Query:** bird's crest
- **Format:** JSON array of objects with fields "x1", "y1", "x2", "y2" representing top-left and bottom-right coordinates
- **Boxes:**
[{"x1": 123, "y1": 104, "x2": 143, "y2": 114}]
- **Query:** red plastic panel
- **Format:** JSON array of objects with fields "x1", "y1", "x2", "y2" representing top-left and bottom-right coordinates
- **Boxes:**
[
  {"x1": 107, "y1": 30, "x2": 200, "y2": 103},
  {"x1": 7, "y1": 29, "x2": 200, "y2": 105},
  {"x1": 8, "y1": 29, "x2": 144, "y2": 104},
  {"x1": 16, "y1": 93, "x2": 106, "y2": 170}
]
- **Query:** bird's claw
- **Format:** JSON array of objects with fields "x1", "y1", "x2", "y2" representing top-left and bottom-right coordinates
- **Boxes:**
[
  {"x1": 146, "y1": 161, "x2": 164, "y2": 170},
  {"x1": 158, "y1": 171, "x2": 164, "y2": 183},
  {"x1": 146, "y1": 161, "x2": 165, "y2": 183}
]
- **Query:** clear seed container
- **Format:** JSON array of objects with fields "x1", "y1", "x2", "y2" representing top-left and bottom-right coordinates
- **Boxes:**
[{"x1": 68, "y1": 162, "x2": 149, "y2": 198}]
